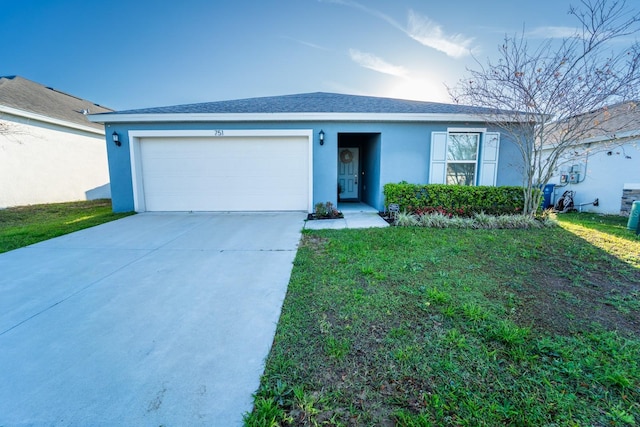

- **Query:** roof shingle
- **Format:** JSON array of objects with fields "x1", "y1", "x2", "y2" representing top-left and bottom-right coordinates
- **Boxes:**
[
  {"x1": 0, "y1": 76, "x2": 112, "y2": 130},
  {"x1": 110, "y1": 92, "x2": 499, "y2": 116}
]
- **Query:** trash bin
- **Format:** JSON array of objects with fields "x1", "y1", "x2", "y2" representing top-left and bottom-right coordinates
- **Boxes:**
[
  {"x1": 627, "y1": 200, "x2": 640, "y2": 231},
  {"x1": 542, "y1": 184, "x2": 556, "y2": 210}
]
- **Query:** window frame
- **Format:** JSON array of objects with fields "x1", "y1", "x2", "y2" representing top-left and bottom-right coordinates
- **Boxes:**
[
  {"x1": 430, "y1": 128, "x2": 500, "y2": 187},
  {"x1": 445, "y1": 132, "x2": 480, "y2": 186}
]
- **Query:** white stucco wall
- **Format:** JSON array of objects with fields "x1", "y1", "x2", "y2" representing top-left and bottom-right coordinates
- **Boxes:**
[
  {"x1": 0, "y1": 113, "x2": 110, "y2": 208},
  {"x1": 544, "y1": 138, "x2": 640, "y2": 214}
]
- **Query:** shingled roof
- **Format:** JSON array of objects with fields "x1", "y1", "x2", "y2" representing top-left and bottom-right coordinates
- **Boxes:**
[
  {"x1": 106, "y1": 92, "x2": 500, "y2": 116},
  {"x1": 0, "y1": 76, "x2": 112, "y2": 131},
  {"x1": 542, "y1": 101, "x2": 640, "y2": 148}
]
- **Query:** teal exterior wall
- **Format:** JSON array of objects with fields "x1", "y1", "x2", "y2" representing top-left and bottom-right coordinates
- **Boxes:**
[{"x1": 102, "y1": 120, "x2": 524, "y2": 213}]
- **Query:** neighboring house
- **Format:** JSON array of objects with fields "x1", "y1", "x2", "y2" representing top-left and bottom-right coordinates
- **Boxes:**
[
  {"x1": 88, "y1": 92, "x2": 527, "y2": 213},
  {"x1": 0, "y1": 76, "x2": 112, "y2": 208},
  {"x1": 541, "y1": 101, "x2": 640, "y2": 215}
]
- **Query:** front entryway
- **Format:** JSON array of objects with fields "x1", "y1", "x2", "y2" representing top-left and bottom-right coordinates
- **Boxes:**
[
  {"x1": 337, "y1": 133, "x2": 381, "y2": 208},
  {"x1": 338, "y1": 147, "x2": 359, "y2": 200}
]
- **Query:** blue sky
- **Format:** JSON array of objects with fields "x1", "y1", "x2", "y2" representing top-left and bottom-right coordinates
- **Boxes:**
[{"x1": 1, "y1": 0, "x2": 588, "y2": 110}]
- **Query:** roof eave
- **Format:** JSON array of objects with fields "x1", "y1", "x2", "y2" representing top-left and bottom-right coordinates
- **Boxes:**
[
  {"x1": 538, "y1": 128, "x2": 640, "y2": 150},
  {"x1": 87, "y1": 112, "x2": 522, "y2": 124},
  {"x1": 1, "y1": 105, "x2": 105, "y2": 135}
]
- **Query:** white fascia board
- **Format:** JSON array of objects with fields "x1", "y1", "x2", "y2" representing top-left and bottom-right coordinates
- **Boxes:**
[
  {"x1": 572, "y1": 128, "x2": 640, "y2": 145},
  {"x1": 447, "y1": 127, "x2": 487, "y2": 133},
  {"x1": 0, "y1": 105, "x2": 105, "y2": 135},
  {"x1": 88, "y1": 112, "x2": 516, "y2": 124}
]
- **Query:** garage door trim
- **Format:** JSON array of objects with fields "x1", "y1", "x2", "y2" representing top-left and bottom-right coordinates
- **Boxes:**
[{"x1": 128, "y1": 129, "x2": 313, "y2": 212}]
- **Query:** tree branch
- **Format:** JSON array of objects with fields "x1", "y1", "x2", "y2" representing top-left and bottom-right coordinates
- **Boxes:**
[{"x1": 448, "y1": 0, "x2": 640, "y2": 215}]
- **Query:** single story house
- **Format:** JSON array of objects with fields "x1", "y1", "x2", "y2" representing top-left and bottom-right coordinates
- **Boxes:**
[
  {"x1": 88, "y1": 92, "x2": 526, "y2": 213},
  {"x1": 541, "y1": 101, "x2": 640, "y2": 215},
  {"x1": 0, "y1": 76, "x2": 112, "y2": 208}
]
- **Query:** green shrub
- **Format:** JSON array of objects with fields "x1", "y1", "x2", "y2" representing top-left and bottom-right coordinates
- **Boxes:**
[{"x1": 383, "y1": 183, "x2": 537, "y2": 216}]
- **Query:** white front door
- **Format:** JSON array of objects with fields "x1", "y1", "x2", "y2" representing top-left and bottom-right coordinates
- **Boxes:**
[{"x1": 338, "y1": 147, "x2": 359, "y2": 200}]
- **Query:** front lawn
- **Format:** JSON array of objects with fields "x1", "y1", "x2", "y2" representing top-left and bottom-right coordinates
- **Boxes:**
[
  {"x1": 556, "y1": 213, "x2": 640, "y2": 268},
  {"x1": 0, "y1": 199, "x2": 133, "y2": 253},
  {"x1": 246, "y1": 214, "x2": 640, "y2": 426}
]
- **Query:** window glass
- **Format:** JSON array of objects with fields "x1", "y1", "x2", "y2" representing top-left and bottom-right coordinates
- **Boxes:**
[
  {"x1": 447, "y1": 134, "x2": 478, "y2": 160},
  {"x1": 446, "y1": 163, "x2": 476, "y2": 185},
  {"x1": 445, "y1": 133, "x2": 479, "y2": 186}
]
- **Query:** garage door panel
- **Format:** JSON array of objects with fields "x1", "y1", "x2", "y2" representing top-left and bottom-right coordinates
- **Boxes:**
[{"x1": 138, "y1": 135, "x2": 309, "y2": 212}]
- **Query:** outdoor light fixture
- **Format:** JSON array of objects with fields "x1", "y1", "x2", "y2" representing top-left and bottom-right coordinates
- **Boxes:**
[
  {"x1": 112, "y1": 131, "x2": 121, "y2": 147},
  {"x1": 319, "y1": 130, "x2": 325, "y2": 145}
]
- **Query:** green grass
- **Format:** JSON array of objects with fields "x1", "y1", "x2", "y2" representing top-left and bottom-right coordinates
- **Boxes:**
[
  {"x1": 246, "y1": 214, "x2": 640, "y2": 426},
  {"x1": 556, "y1": 212, "x2": 640, "y2": 268},
  {"x1": 556, "y1": 212, "x2": 639, "y2": 239},
  {"x1": 0, "y1": 199, "x2": 133, "y2": 253}
]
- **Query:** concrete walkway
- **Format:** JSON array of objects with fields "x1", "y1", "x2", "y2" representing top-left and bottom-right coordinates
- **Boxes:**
[
  {"x1": 303, "y1": 202, "x2": 389, "y2": 230},
  {"x1": 0, "y1": 212, "x2": 305, "y2": 426}
]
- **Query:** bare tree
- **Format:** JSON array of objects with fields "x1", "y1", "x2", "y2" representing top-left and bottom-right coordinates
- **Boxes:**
[{"x1": 449, "y1": 0, "x2": 640, "y2": 215}]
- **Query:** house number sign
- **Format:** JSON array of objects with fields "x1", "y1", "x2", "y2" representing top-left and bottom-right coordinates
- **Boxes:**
[{"x1": 213, "y1": 130, "x2": 224, "y2": 136}]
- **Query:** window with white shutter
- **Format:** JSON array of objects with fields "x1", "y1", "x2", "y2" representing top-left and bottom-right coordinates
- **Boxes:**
[
  {"x1": 429, "y1": 132, "x2": 447, "y2": 184},
  {"x1": 479, "y1": 132, "x2": 500, "y2": 186},
  {"x1": 429, "y1": 130, "x2": 500, "y2": 186}
]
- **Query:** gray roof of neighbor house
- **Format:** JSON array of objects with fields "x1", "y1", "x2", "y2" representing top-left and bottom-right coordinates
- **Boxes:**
[
  {"x1": 542, "y1": 101, "x2": 640, "y2": 147},
  {"x1": 94, "y1": 92, "x2": 503, "y2": 118},
  {"x1": 581, "y1": 101, "x2": 640, "y2": 136},
  {"x1": 0, "y1": 75, "x2": 112, "y2": 131}
]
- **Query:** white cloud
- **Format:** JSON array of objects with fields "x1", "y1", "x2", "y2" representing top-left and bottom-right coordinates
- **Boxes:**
[
  {"x1": 319, "y1": 0, "x2": 404, "y2": 31},
  {"x1": 526, "y1": 26, "x2": 580, "y2": 39},
  {"x1": 405, "y1": 10, "x2": 473, "y2": 58},
  {"x1": 284, "y1": 37, "x2": 331, "y2": 51},
  {"x1": 349, "y1": 49, "x2": 408, "y2": 77},
  {"x1": 319, "y1": 0, "x2": 473, "y2": 59}
]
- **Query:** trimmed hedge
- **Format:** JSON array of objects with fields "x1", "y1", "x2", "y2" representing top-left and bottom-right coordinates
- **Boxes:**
[{"x1": 383, "y1": 183, "x2": 535, "y2": 216}]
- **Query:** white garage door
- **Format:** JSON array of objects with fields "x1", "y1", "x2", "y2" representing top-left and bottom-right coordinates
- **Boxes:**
[{"x1": 135, "y1": 134, "x2": 310, "y2": 212}]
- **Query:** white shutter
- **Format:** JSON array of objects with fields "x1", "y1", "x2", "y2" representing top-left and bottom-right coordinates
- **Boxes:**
[
  {"x1": 430, "y1": 132, "x2": 447, "y2": 184},
  {"x1": 479, "y1": 132, "x2": 500, "y2": 186}
]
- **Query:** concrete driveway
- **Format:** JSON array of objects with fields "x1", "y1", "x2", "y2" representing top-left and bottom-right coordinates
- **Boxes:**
[{"x1": 0, "y1": 212, "x2": 305, "y2": 426}]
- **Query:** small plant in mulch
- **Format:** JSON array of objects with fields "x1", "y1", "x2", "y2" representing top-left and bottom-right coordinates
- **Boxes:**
[
  {"x1": 377, "y1": 211, "x2": 395, "y2": 224},
  {"x1": 307, "y1": 202, "x2": 343, "y2": 220}
]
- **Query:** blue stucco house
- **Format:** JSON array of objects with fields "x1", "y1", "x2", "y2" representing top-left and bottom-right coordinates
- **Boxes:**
[{"x1": 88, "y1": 92, "x2": 525, "y2": 213}]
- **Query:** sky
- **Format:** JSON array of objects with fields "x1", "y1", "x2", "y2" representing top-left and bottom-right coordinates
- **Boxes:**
[{"x1": 1, "y1": 0, "x2": 594, "y2": 111}]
